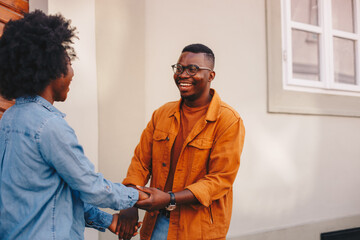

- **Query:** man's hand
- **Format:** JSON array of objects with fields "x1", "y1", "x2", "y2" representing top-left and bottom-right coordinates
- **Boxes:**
[
  {"x1": 115, "y1": 207, "x2": 142, "y2": 240},
  {"x1": 135, "y1": 186, "x2": 170, "y2": 211},
  {"x1": 138, "y1": 189, "x2": 149, "y2": 201},
  {"x1": 108, "y1": 213, "x2": 119, "y2": 234},
  {"x1": 109, "y1": 187, "x2": 147, "y2": 239}
]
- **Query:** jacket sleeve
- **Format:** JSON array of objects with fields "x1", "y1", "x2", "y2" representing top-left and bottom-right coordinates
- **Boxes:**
[
  {"x1": 185, "y1": 118, "x2": 245, "y2": 207},
  {"x1": 122, "y1": 111, "x2": 156, "y2": 187},
  {"x1": 84, "y1": 203, "x2": 113, "y2": 232},
  {"x1": 38, "y1": 116, "x2": 139, "y2": 210}
]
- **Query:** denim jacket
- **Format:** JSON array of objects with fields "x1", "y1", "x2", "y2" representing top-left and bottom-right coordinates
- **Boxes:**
[{"x1": 0, "y1": 96, "x2": 138, "y2": 240}]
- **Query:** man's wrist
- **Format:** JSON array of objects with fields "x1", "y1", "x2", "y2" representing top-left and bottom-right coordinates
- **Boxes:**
[
  {"x1": 107, "y1": 214, "x2": 118, "y2": 233},
  {"x1": 165, "y1": 191, "x2": 176, "y2": 211}
]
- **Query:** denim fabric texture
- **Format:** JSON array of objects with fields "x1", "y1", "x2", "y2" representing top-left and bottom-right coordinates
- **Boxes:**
[
  {"x1": 150, "y1": 214, "x2": 170, "y2": 240},
  {"x1": 0, "y1": 96, "x2": 138, "y2": 240}
]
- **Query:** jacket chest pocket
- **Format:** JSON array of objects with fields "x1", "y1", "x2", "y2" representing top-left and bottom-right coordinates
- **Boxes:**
[
  {"x1": 152, "y1": 129, "x2": 170, "y2": 170},
  {"x1": 187, "y1": 138, "x2": 213, "y2": 172}
]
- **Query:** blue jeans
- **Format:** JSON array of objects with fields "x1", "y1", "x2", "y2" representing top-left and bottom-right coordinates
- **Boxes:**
[{"x1": 150, "y1": 213, "x2": 169, "y2": 240}]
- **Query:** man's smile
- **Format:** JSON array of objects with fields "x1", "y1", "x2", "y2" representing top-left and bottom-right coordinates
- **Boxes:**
[
  {"x1": 177, "y1": 81, "x2": 194, "y2": 91},
  {"x1": 179, "y1": 83, "x2": 192, "y2": 86}
]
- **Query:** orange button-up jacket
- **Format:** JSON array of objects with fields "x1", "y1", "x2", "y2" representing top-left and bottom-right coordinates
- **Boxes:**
[{"x1": 123, "y1": 89, "x2": 245, "y2": 240}]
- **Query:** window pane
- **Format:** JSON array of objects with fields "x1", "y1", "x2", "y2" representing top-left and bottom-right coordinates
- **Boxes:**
[
  {"x1": 332, "y1": 0, "x2": 355, "y2": 33},
  {"x1": 333, "y1": 37, "x2": 356, "y2": 84},
  {"x1": 292, "y1": 29, "x2": 320, "y2": 81},
  {"x1": 291, "y1": 0, "x2": 318, "y2": 26}
]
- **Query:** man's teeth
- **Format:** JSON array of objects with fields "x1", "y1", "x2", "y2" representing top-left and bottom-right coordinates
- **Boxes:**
[{"x1": 180, "y1": 83, "x2": 192, "y2": 86}]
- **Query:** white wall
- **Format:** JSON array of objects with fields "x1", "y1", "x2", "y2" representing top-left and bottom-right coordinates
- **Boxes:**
[{"x1": 95, "y1": 1, "x2": 146, "y2": 239}]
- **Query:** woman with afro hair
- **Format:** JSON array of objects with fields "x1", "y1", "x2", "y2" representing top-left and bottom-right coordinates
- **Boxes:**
[{"x1": 0, "y1": 10, "x2": 147, "y2": 240}]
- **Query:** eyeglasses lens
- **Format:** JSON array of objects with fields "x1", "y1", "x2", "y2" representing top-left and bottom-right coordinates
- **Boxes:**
[
  {"x1": 172, "y1": 64, "x2": 199, "y2": 76},
  {"x1": 187, "y1": 65, "x2": 198, "y2": 76},
  {"x1": 173, "y1": 64, "x2": 183, "y2": 75}
]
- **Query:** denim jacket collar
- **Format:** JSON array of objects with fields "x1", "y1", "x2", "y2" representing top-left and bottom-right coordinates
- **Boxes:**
[{"x1": 16, "y1": 95, "x2": 66, "y2": 118}]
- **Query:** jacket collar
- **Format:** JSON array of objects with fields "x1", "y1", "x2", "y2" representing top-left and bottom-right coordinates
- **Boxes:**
[
  {"x1": 16, "y1": 95, "x2": 66, "y2": 118},
  {"x1": 169, "y1": 88, "x2": 221, "y2": 122}
]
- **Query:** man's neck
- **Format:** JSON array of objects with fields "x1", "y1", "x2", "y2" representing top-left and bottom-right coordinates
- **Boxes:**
[{"x1": 183, "y1": 94, "x2": 212, "y2": 108}]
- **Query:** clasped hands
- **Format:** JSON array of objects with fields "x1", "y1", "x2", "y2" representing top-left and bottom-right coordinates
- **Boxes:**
[
  {"x1": 109, "y1": 186, "x2": 171, "y2": 239},
  {"x1": 135, "y1": 185, "x2": 171, "y2": 211}
]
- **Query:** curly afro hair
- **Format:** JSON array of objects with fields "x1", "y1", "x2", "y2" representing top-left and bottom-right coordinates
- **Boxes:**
[{"x1": 0, "y1": 10, "x2": 77, "y2": 100}]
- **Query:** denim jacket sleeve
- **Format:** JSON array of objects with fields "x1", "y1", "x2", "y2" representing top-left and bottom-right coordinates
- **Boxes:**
[
  {"x1": 84, "y1": 203, "x2": 113, "y2": 232},
  {"x1": 37, "y1": 115, "x2": 138, "y2": 210}
]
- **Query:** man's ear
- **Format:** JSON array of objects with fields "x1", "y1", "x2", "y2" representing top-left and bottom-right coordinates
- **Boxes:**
[{"x1": 209, "y1": 71, "x2": 216, "y2": 82}]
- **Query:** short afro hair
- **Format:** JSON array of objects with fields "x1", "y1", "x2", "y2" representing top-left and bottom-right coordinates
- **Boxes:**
[
  {"x1": 182, "y1": 43, "x2": 215, "y2": 69},
  {"x1": 0, "y1": 10, "x2": 77, "y2": 100}
]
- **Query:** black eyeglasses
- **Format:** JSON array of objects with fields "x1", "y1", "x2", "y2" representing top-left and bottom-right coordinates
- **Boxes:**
[{"x1": 171, "y1": 64, "x2": 212, "y2": 76}]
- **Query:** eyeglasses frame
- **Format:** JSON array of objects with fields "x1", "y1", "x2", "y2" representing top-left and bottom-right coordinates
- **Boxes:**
[{"x1": 171, "y1": 63, "x2": 213, "y2": 76}]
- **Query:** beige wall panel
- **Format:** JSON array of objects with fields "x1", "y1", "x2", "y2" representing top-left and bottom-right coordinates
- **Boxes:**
[{"x1": 96, "y1": 1, "x2": 146, "y2": 238}]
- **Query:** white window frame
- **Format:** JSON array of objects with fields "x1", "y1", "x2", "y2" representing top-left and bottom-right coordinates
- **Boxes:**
[
  {"x1": 267, "y1": 0, "x2": 360, "y2": 117},
  {"x1": 282, "y1": 0, "x2": 360, "y2": 97}
]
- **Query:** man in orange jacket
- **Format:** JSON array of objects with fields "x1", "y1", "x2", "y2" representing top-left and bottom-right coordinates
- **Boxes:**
[{"x1": 118, "y1": 43, "x2": 245, "y2": 240}]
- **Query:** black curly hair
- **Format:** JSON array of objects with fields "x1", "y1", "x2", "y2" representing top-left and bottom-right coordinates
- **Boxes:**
[
  {"x1": 182, "y1": 43, "x2": 215, "y2": 69},
  {"x1": 0, "y1": 10, "x2": 77, "y2": 100}
]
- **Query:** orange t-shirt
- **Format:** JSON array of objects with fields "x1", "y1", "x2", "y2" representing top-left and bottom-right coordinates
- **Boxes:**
[{"x1": 164, "y1": 102, "x2": 210, "y2": 192}]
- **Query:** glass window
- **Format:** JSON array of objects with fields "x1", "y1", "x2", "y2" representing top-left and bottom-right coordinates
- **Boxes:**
[
  {"x1": 282, "y1": 0, "x2": 360, "y2": 94},
  {"x1": 291, "y1": 0, "x2": 319, "y2": 26},
  {"x1": 292, "y1": 30, "x2": 320, "y2": 81},
  {"x1": 332, "y1": 0, "x2": 354, "y2": 33},
  {"x1": 267, "y1": 0, "x2": 360, "y2": 117},
  {"x1": 333, "y1": 37, "x2": 356, "y2": 84}
]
